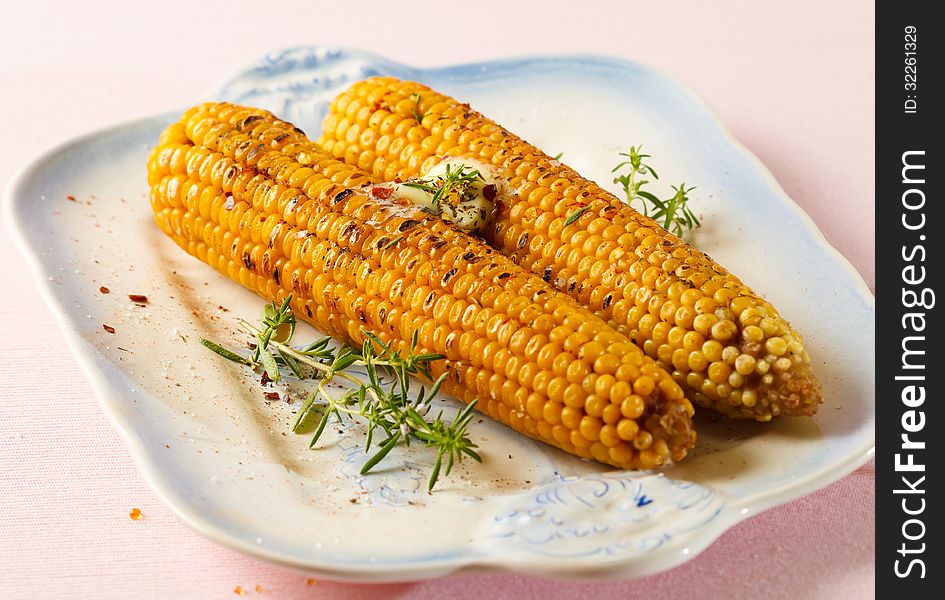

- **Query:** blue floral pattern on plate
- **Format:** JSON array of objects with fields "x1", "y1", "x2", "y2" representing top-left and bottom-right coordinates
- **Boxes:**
[{"x1": 491, "y1": 473, "x2": 723, "y2": 560}]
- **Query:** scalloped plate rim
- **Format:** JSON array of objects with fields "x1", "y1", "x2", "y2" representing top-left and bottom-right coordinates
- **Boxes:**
[{"x1": 2, "y1": 48, "x2": 875, "y2": 582}]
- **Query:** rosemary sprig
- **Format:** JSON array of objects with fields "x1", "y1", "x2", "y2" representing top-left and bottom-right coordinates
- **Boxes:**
[
  {"x1": 401, "y1": 163, "x2": 482, "y2": 207},
  {"x1": 613, "y1": 145, "x2": 701, "y2": 238},
  {"x1": 200, "y1": 296, "x2": 481, "y2": 490}
]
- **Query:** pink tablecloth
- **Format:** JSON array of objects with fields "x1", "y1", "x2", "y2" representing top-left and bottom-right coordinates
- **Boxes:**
[{"x1": 0, "y1": 1, "x2": 874, "y2": 598}]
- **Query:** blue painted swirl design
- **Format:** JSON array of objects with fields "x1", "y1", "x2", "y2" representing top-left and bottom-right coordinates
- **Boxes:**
[
  {"x1": 491, "y1": 473, "x2": 724, "y2": 559},
  {"x1": 215, "y1": 47, "x2": 420, "y2": 135}
]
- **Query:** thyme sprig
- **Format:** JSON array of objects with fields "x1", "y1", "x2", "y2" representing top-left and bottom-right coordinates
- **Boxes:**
[
  {"x1": 401, "y1": 163, "x2": 482, "y2": 207},
  {"x1": 613, "y1": 145, "x2": 701, "y2": 238},
  {"x1": 650, "y1": 183, "x2": 699, "y2": 238},
  {"x1": 200, "y1": 296, "x2": 481, "y2": 490}
]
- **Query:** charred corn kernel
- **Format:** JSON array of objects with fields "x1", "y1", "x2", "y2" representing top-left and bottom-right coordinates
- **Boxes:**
[
  {"x1": 317, "y1": 77, "x2": 822, "y2": 421},
  {"x1": 149, "y1": 102, "x2": 696, "y2": 470}
]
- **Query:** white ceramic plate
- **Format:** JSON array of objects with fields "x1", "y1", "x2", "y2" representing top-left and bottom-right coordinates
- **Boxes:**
[{"x1": 4, "y1": 48, "x2": 874, "y2": 581}]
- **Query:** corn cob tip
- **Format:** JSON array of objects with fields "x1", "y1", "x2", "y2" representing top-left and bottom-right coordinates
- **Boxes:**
[
  {"x1": 659, "y1": 399, "x2": 697, "y2": 464},
  {"x1": 766, "y1": 360, "x2": 822, "y2": 418}
]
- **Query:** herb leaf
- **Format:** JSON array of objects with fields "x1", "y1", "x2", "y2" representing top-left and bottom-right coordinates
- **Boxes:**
[
  {"x1": 382, "y1": 235, "x2": 404, "y2": 250},
  {"x1": 199, "y1": 338, "x2": 252, "y2": 365},
  {"x1": 361, "y1": 432, "x2": 401, "y2": 475},
  {"x1": 613, "y1": 145, "x2": 701, "y2": 239},
  {"x1": 200, "y1": 295, "x2": 481, "y2": 490},
  {"x1": 564, "y1": 206, "x2": 590, "y2": 226},
  {"x1": 293, "y1": 389, "x2": 319, "y2": 432},
  {"x1": 258, "y1": 347, "x2": 280, "y2": 382}
]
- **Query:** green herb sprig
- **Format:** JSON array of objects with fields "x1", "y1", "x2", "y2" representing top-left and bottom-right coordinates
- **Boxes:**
[
  {"x1": 382, "y1": 235, "x2": 404, "y2": 250},
  {"x1": 409, "y1": 93, "x2": 428, "y2": 123},
  {"x1": 613, "y1": 145, "x2": 701, "y2": 238},
  {"x1": 564, "y1": 206, "x2": 589, "y2": 226},
  {"x1": 401, "y1": 163, "x2": 483, "y2": 208},
  {"x1": 200, "y1": 297, "x2": 481, "y2": 490}
]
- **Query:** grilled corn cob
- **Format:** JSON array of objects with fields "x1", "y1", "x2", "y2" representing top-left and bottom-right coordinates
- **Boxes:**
[
  {"x1": 147, "y1": 102, "x2": 696, "y2": 469},
  {"x1": 317, "y1": 77, "x2": 822, "y2": 421}
]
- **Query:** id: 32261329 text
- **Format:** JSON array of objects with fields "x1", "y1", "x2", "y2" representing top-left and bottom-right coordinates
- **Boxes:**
[{"x1": 904, "y1": 25, "x2": 917, "y2": 114}]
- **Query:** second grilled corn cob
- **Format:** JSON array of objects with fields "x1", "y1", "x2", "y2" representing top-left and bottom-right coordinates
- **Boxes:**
[
  {"x1": 147, "y1": 102, "x2": 696, "y2": 469},
  {"x1": 317, "y1": 77, "x2": 823, "y2": 421}
]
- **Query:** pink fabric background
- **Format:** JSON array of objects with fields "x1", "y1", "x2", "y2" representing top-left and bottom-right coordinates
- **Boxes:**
[{"x1": 0, "y1": 1, "x2": 874, "y2": 598}]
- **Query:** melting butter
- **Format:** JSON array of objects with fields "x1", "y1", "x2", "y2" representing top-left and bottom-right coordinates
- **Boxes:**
[{"x1": 393, "y1": 158, "x2": 497, "y2": 234}]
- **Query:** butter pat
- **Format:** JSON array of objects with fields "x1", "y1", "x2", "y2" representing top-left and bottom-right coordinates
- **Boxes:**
[{"x1": 393, "y1": 159, "x2": 497, "y2": 234}]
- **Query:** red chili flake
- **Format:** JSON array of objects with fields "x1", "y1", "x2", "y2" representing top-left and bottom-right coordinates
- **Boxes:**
[
  {"x1": 103, "y1": 324, "x2": 116, "y2": 334},
  {"x1": 66, "y1": 195, "x2": 77, "y2": 202},
  {"x1": 99, "y1": 286, "x2": 110, "y2": 294},
  {"x1": 128, "y1": 294, "x2": 149, "y2": 303},
  {"x1": 260, "y1": 372, "x2": 272, "y2": 386},
  {"x1": 263, "y1": 391, "x2": 280, "y2": 400},
  {"x1": 482, "y1": 184, "x2": 497, "y2": 201},
  {"x1": 371, "y1": 186, "x2": 393, "y2": 199}
]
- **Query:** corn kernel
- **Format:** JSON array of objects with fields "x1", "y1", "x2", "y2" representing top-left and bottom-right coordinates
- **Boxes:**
[
  {"x1": 620, "y1": 395, "x2": 645, "y2": 419},
  {"x1": 579, "y1": 416, "x2": 603, "y2": 441},
  {"x1": 735, "y1": 354, "x2": 757, "y2": 375},
  {"x1": 616, "y1": 419, "x2": 639, "y2": 441}
]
